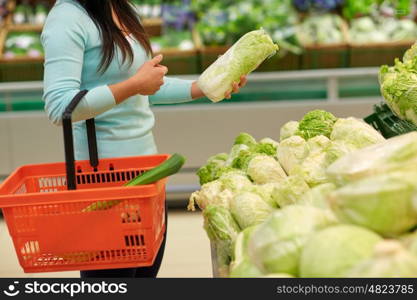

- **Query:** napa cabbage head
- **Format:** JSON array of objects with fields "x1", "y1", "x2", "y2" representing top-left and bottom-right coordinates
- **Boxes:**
[
  {"x1": 346, "y1": 240, "x2": 417, "y2": 278},
  {"x1": 229, "y1": 226, "x2": 263, "y2": 278},
  {"x1": 257, "y1": 138, "x2": 279, "y2": 156},
  {"x1": 307, "y1": 135, "x2": 332, "y2": 153},
  {"x1": 277, "y1": 135, "x2": 310, "y2": 174},
  {"x1": 196, "y1": 153, "x2": 233, "y2": 184},
  {"x1": 197, "y1": 29, "x2": 279, "y2": 102},
  {"x1": 248, "y1": 205, "x2": 337, "y2": 276},
  {"x1": 246, "y1": 155, "x2": 287, "y2": 184},
  {"x1": 327, "y1": 132, "x2": 417, "y2": 185},
  {"x1": 325, "y1": 140, "x2": 358, "y2": 165},
  {"x1": 234, "y1": 132, "x2": 257, "y2": 148},
  {"x1": 400, "y1": 230, "x2": 417, "y2": 257},
  {"x1": 280, "y1": 121, "x2": 299, "y2": 141},
  {"x1": 203, "y1": 205, "x2": 241, "y2": 269},
  {"x1": 300, "y1": 182, "x2": 336, "y2": 209},
  {"x1": 230, "y1": 192, "x2": 274, "y2": 229},
  {"x1": 188, "y1": 171, "x2": 252, "y2": 211},
  {"x1": 291, "y1": 150, "x2": 330, "y2": 186},
  {"x1": 379, "y1": 57, "x2": 417, "y2": 126},
  {"x1": 218, "y1": 170, "x2": 252, "y2": 191},
  {"x1": 272, "y1": 175, "x2": 310, "y2": 207},
  {"x1": 297, "y1": 110, "x2": 337, "y2": 140},
  {"x1": 328, "y1": 171, "x2": 417, "y2": 237},
  {"x1": 330, "y1": 117, "x2": 385, "y2": 149},
  {"x1": 242, "y1": 183, "x2": 280, "y2": 208},
  {"x1": 188, "y1": 181, "x2": 233, "y2": 211},
  {"x1": 299, "y1": 225, "x2": 383, "y2": 277},
  {"x1": 226, "y1": 144, "x2": 250, "y2": 166}
]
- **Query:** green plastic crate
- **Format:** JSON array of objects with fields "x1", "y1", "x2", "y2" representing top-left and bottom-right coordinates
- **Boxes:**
[{"x1": 364, "y1": 103, "x2": 417, "y2": 138}]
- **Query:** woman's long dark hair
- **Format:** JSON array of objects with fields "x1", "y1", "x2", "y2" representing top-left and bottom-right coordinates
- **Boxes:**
[{"x1": 75, "y1": 0, "x2": 152, "y2": 72}]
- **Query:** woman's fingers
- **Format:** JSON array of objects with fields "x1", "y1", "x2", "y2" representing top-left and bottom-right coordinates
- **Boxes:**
[
  {"x1": 224, "y1": 77, "x2": 248, "y2": 99},
  {"x1": 232, "y1": 82, "x2": 239, "y2": 93},
  {"x1": 239, "y1": 75, "x2": 248, "y2": 88},
  {"x1": 225, "y1": 90, "x2": 232, "y2": 99}
]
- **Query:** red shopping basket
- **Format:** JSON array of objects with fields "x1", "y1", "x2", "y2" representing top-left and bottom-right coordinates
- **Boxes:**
[{"x1": 0, "y1": 91, "x2": 168, "y2": 273}]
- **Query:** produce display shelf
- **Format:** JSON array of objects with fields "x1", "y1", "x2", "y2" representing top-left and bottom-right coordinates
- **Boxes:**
[
  {"x1": 349, "y1": 40, "x2": 414, "y2": 68},
  {"x1": 8, "y1": 24, "x2": 43, "y2": 32},
  {"x1": 155, "y1": 48, "x2": 200, "y2": 75}
]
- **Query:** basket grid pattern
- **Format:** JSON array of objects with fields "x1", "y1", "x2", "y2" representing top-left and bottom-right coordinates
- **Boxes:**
[{"x1": 0, "y1": 154, "x2": 168, "y2": 273}]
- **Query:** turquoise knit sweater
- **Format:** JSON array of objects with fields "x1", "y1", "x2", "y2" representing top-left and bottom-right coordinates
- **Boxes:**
[{"x1": 41, "y1": 0, "x2": 194, "y2": 160}]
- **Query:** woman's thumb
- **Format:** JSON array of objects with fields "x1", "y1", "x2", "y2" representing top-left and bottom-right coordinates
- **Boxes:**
[{"x1": 150, "y1": 54, "x2": 163, "y2": 65}]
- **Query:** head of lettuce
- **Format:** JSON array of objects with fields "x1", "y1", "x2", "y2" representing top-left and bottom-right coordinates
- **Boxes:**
[{"x1": 197, "y1": 29, "x2": 279, "y2": 102}]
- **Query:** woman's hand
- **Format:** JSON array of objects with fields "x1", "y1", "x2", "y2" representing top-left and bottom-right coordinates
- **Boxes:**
[
  {"x1": 191, "y1": 75, "x2": 248, "y2": 100},
  {"x1": 133, "y1": 54, "x2": 168, "y2": 95},
  {"x1": 110, "y1": 54, "x2": 168, "y2": 104},
  {"x1": 225, "y1": 75, "x2": 248, "y2": 99}
]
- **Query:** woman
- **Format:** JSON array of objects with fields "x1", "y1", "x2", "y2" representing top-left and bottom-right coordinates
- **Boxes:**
[{"x1": 41, "y1": 0, "x2": 246, "y2": 278}]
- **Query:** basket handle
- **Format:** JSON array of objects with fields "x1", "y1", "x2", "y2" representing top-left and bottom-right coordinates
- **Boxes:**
[{"x1": 62, "y1": 90, "x2": 99, "y2": 190}]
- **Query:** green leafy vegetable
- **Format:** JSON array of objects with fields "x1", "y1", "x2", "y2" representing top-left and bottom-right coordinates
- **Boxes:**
[
  {"x1": 248, "y1": 205, "x2": 337, "y2": 276},
  {"x1": 297, "y1": 110, "x2": 337, "y2": 140},
  {"x1": 230, "y1": 192, "x2": 274, "y2": 229},
  {"x1": 329, "y1": 171, "x2": 417, "y2": 237},
  {"x1": 346, "y1": 240, "x2": 417, "y2": 278},
  {"x1": 197, "y1": 29, "x2": 278, "y2": 102},
  {"x1": 300, "y1": 225, "x2": 383, "y2": 277}
]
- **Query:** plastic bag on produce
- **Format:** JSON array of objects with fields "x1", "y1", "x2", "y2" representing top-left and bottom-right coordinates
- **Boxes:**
[
  {"x1": 327, "y1": 132, "x2": 417, "y2": 185},
  {"x1": 345, "y1": 241, "x2": 417, "y2": 278},
  {"x1": 197, "y1": 29, "x2": 278, "y2": 102},
  {"x1": 328, "y1": 171, "x2": 417, "y2": 237}
]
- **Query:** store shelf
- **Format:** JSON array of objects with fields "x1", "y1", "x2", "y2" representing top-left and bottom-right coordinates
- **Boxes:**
[
  {"x1": 8, "y1": 24, "x2": 43, "y2": 32},
  {"x1": 143, "y1": 18, "x2": 163, "y2": 27}
]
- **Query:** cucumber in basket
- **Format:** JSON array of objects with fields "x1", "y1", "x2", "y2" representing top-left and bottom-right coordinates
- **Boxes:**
[{"x1": 82, "y1": 154, "x2": 186, "y2": 212}]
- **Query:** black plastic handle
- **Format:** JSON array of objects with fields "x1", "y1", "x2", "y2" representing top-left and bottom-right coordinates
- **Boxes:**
[{"x1": 62, "y1": 90, "x2": 99, "y2": 190}]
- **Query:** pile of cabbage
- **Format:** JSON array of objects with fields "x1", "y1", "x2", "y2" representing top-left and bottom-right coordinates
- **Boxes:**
[
  {"x1": 296, "y1": 14, "x2": 346, "y2": 46},
  {"x1": 379, "y1": 42, "x2": 417, "y2": 126},
  {"x1": 187, "y1": 110, "x2": 417, "y2": 278},
  {"x1": 349, "y1": 16, "x2": 417, "y2": 44}
]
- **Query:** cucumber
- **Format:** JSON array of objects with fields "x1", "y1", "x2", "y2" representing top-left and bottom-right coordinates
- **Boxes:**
[
  {"x1": 82, "y1": 153, "x2": 186, "y2": 212},
  {"x1": 124, "y1": 153, "x2": 186, "y2": 186}
]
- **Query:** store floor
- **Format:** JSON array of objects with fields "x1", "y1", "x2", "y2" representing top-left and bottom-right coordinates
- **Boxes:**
[{"x1": 0, "y1": 211, "x2": 212, "y2": 278}]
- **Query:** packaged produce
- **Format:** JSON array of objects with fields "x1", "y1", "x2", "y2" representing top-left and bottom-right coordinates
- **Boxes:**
[
  {"x1": 299, "y1": 225, "x2": 383, "y2": 277},
  {"x1": 197, "y1": 29, "x2": 278, "y2": 102},
  {"x1": 229, "y1": 226, "x2": 263, "y2": 278},
  {"x1": 346, "y1": 240, "x2": 417, "y2": 278},
  {"x1": 203, "y1": 205, "x2": 241, "y2": 268},
  {"x1": 327, "y1": 132, "x2": 417, "y2": 185},
  {"x1": 329, "y1": 171, "x2": 417, "y2": 236},
  {"x1": 330, "y1": 117, "x2": 385, "y2": 148},
  {"x1": 248, "y1": 205, "x2": 337, "y2": 276},
  {"x1": 299, "y1": 182, "x2": 337, "y2": 209},
  {"x1": 401, "y1": 230, "x2": 417, "y2": 256}
]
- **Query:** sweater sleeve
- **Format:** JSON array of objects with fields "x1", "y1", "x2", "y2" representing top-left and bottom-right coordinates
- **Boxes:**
[
  {"x1": 41, "y1": 5, "x2": 116, "y2": 126},
  {"x1": 149, "y1": 77, "x2": 194, "y2": 105}
]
